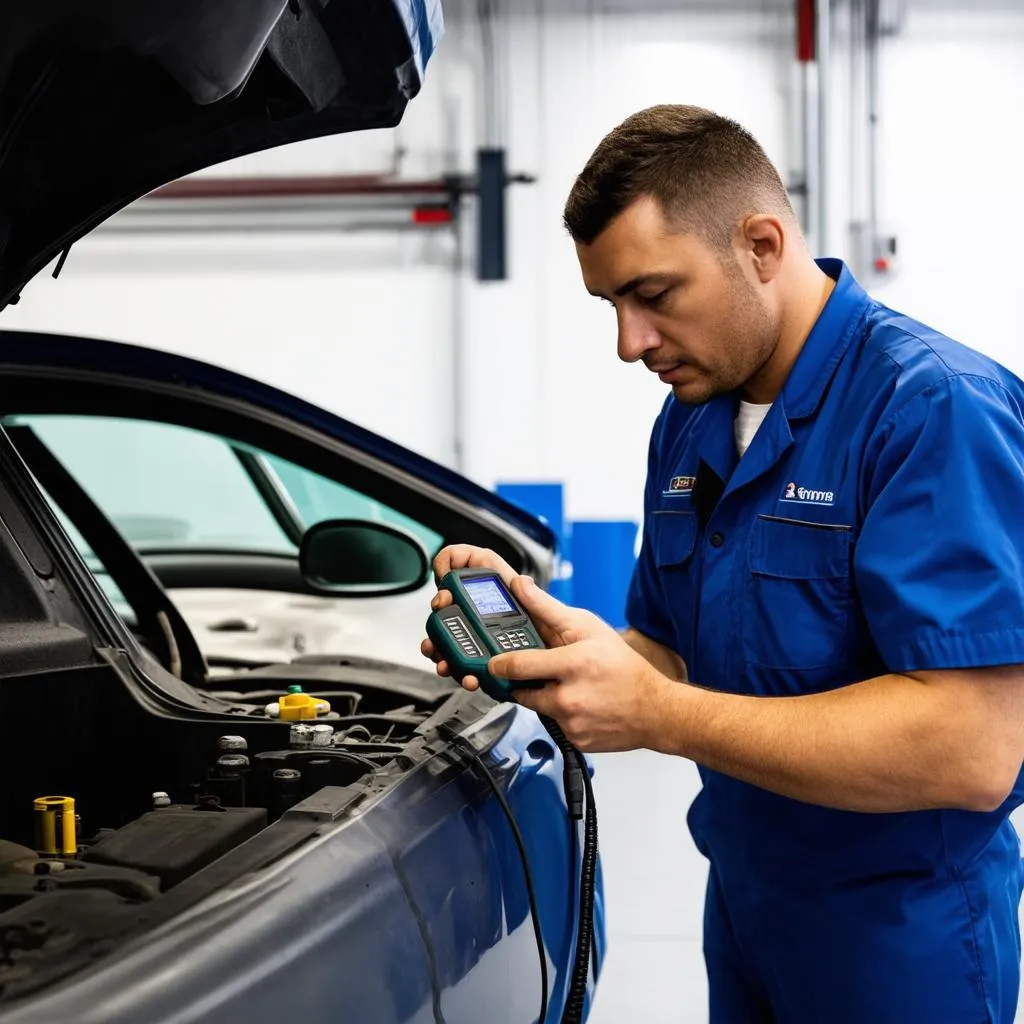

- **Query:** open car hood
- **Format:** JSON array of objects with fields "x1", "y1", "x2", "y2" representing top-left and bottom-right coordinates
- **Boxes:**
[{"x1": 0, "y1": 0, "x2": 443, "y2": 311}]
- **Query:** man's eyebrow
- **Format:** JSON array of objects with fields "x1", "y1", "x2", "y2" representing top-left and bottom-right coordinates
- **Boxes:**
[
  {"x1": 615, "y1": 273, "x2": 679, "y2": 297},
  {"x1": 587, "y1": 273, "x2": 680, "y2": 301}
]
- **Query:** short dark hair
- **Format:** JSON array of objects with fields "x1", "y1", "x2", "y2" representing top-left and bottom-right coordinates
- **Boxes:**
[{"x1": 563, "y1": 104, "x2": 795, "y2": 248}]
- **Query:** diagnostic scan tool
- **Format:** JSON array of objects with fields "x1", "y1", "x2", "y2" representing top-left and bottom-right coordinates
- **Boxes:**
[{"x1": 426, "y1": 569, "x2": 546, "y2": 702}]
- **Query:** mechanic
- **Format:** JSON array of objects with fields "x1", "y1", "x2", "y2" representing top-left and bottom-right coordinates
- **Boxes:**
[{"x1": 422, "y1": 104, "x2": 1024, "y2": 1023}]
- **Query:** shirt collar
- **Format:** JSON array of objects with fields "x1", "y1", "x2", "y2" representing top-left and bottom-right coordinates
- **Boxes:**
[{"x1": 781, "y1": 258, "x2": 873, "y2": 420}]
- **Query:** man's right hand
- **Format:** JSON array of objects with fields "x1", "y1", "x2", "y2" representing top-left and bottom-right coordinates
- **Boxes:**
[{"x1": 420, "y1": 545, "x2": 518, "y2": 689}]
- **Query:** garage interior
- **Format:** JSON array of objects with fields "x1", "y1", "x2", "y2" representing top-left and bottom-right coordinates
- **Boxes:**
[{"x1": 4, "y1": 1, "x2": 1024, "y2": 1020}]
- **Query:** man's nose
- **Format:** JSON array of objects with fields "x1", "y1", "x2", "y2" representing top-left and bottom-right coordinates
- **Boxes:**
[{"x1": 617, "y1": 307, "x2": 660, "y2": 364}]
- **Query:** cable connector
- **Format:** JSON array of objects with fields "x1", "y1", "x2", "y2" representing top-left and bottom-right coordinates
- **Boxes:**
[
  {"x1": 539, "y1": 715, "x2": 585, "y2": 820},
  {"x1": 563, "y1": 759, "x2": 585, "y2": 821}
]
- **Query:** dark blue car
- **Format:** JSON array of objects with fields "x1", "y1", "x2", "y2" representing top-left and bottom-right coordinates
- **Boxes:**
[{"x1": 0, "y1": 3, "x2": 605, "y2": 1021}]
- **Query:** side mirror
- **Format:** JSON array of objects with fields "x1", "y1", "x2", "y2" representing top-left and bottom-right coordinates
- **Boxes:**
[{"x1": 299, "y1": 519, "x2": 431, "y2": 596}]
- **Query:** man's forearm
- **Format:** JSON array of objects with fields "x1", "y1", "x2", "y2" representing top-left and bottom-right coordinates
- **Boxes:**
[
  {"x1": 643, "y1": 669, "x2": 1020, "y2": 814},
  {"x1": 621, "y1": 627, "x2": 688, "y2": 682}
]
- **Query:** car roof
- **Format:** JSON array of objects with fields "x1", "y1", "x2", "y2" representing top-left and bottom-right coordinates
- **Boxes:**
[{"x1": 0, "y1": 328, "x2": 559, "y2": 553}]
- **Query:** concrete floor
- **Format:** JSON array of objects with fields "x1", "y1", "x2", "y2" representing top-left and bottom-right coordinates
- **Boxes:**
[
  {"x1": 586, "y1": 750, "x2": 1024, "y2": 1024},
  {"x1": 587, "y1": 750, "x2": 709, "y2": 1024}
]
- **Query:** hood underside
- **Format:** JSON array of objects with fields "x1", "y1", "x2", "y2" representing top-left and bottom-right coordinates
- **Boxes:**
[{"x1": 0, "y1": 0, "x2": 443, "y2": 311}]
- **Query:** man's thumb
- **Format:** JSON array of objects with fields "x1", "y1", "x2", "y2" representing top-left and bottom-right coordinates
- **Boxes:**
[{"x1": 509, "y1": 575, "x2": 577, "y2": 635}]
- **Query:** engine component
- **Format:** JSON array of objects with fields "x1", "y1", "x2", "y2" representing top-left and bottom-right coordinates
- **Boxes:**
[
  {"x1": 276, "y1": 685, "x2": 331, "y2": 721},
  {"x1": 270, "y1": 769, "x2": 302, "y2": 818},
  {"x1": 201, "y1": 753, "x2": 252, "y2": 808},
  {"x1": 217, "y1": 735, "x2": 248, "y2": 753},
  {"x1": 217, "y1": 754, "x2": 250, "y2": 772},
  {"x1": 0, "y1": 858, "x2": 160, "y2": 903},
  {"x1": 33, "y1": 796, "x2": 77, "y2": 857},
  {"x1": 335, "y1": 724, "x2": 373, "y2": 744},
  {"x1": 304, "y1": 758, "x2": 332, "y2": 795},
  {"x1": 289, "y1": 723, "x2": 314, "y2": 748},
  {"x1": 311, "y1": 724, "x2": 334, "y2": 748},
  {"x1": 82, "y1": 804, "x2": 266, "y2": 889}
]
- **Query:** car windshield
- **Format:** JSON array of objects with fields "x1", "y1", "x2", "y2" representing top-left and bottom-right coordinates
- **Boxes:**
[{"x1": 5, "y1": 414, "x2": 443, "y2": 559}]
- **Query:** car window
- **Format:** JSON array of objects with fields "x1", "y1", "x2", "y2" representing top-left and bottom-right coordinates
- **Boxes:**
[
  {"x1": 264, "y1": 454, "x2": 442, "y2": 554},
  {"x1": 31, "y1": 477, "x2": 134, "y2": 617},
  {"x1": 7, "y1": 415, "x2": 443, "y2": 559}
]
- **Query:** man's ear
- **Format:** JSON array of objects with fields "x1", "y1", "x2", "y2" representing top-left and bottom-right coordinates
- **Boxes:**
[{"x1": 736, "y1": 214, "x2": 785, "y2": 284}]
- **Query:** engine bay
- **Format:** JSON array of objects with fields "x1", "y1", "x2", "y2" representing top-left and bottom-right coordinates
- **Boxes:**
[{"x1": 0, "y1": 654, "x2": 455, "y2": 1004}]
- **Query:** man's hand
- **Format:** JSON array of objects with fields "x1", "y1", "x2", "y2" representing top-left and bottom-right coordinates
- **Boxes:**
[
  {"x1": 419, "y1": 544, "x2": 518, "y2": 691},
  {"x1": 491, "y1": 576, "x2": 672, "y2": 752}
]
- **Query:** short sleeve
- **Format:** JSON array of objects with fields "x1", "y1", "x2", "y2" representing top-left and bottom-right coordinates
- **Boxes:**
[
  {"x1": 625, "y1": 405, "x2": 679, "y2": 651},
  {"x1": 855, "y1": 374, "x2": 1024, "y2": 671}
]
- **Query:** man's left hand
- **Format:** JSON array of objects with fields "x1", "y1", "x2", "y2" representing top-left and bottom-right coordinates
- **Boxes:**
[{"x1": 493, "y1": 576, "x2": 671, "y2": 752}]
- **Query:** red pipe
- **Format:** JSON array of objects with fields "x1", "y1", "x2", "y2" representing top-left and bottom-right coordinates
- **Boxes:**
[
  {"x1": 797, "y1": 0, "x2": 815, "y2": 62},
  {"x1": 149, "y1": 174, "x2": 452, "y2": 200}
]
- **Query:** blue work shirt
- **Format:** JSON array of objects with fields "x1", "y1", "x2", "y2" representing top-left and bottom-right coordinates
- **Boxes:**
[{"x1": 626, "y1": 258, "x2": 1024, "y2": 1018}]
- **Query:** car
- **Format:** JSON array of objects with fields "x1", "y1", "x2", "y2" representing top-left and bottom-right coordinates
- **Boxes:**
[{"x1": 0, "y1": 4, "x2": 605, "y2": 1023}]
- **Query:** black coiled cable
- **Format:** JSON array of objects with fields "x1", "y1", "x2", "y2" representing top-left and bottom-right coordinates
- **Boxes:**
[
  {"x1": 539, "y1": 715, "x2": 598, "y2": 1024},
  {"x1": 444, "y1": 715, "x2": 599, "y2": 1024}
]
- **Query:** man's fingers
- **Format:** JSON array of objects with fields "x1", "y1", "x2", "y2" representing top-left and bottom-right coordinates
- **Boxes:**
[
  {"x1": 432, "y1": 545, "x2": 516, "y2": 585},
  {"x1": 490, "y1": 646, "x2": 569, "y2": 683},
  {"x1": 430, "y1": 590, "x2": 454, "y2": 612},
  {"x1": 419, "y1": 638, "x2": 453, "y2": 678},
  {"x1": 513, "y1": 684, "x2": 558, "y2": 716}
]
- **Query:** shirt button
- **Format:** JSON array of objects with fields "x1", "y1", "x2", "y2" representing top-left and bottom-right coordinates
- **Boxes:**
[{"x1": 709, "y1": 532, "x2": 725, "y2": 548}]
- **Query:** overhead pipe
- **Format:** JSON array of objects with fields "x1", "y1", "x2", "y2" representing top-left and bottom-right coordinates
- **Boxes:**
[
  {"x1": 794, "y1": 0, "x2": 830, "y2": 256},
  {"x1": 814, "y1": 0, "x2": 831, "y2": 256},
  {"x1": 149, "y1": 174, "x2": 454, "y2": 200},
  {"x1": 476, "y1": 0, "x2": 507, "y2": 281},
  {"x1": 847, "y1": 0, "x2": 867, "y2": 278},
  {"x1": 100, "y1": 167, "x2": 534, "y2": 237},
  {"x1": 794, "y1": 0, "x2": 816, "y2": 240},
  {"x1": 866, "y1": 0, "x2": 891, "y2": 276}
]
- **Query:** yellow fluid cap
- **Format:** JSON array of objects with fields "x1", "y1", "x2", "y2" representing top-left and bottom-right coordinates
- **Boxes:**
[
  {"x1": 33, "y1": 796, "x2": 77, "y2": 857},
  {"x1": 278, "y1": 691, "x2": 330, "y2": 721}
]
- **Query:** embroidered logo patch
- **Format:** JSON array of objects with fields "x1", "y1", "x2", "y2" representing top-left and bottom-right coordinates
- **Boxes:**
[
  {"x1": 663, "y1": 475, "x2": 696, "y2": 497},
  {"x1": 781, "y1": 481, "x2": 835, "y2": 506}
]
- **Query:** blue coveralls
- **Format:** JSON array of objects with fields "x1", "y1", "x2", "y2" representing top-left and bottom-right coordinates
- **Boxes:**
[{"x1": 626, "y1": 259, "x2": 1024, "y2": 1023}]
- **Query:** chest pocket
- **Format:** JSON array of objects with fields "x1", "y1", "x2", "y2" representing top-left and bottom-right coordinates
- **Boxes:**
[
  {"x1": 651, "y1": 509, "x2": 698, "y2": 570},
  {"x1": 744, "y1": 515, "x2": 853, "y2": 670}
]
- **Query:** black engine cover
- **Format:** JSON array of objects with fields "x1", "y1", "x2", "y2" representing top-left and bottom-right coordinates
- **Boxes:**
[{"x1": 82, "y1": 804, "x2": 267, "y2": 889}]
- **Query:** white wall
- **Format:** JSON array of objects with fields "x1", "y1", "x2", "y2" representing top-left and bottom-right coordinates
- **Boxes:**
[
  {"x1": 1, "y1": 233, "x2": 460, "y2": 466},
  {"x1": 1, "y1": 0, "x2": 795, "y2": 528},
  {"x1": 5, "y1": 3, "x2": 1020, "y2": 506},
  {"x1": 868, "y1": 4, "x2": 1024, "y2": 373}
]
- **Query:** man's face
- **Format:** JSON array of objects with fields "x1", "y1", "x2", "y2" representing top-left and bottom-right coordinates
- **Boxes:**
[{"x1": 575, "y1": 196, "x2": 780, "y2": 405}]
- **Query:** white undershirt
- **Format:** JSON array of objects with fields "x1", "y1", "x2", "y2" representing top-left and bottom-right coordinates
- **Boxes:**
[{"x1": 734, "y1": 400, "x2": 772, "y2": 458}]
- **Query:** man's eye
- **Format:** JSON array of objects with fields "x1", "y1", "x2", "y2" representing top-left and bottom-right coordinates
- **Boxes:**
[{"x1": 639, "y1": 289, "x2": 668, "y2": 307}]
